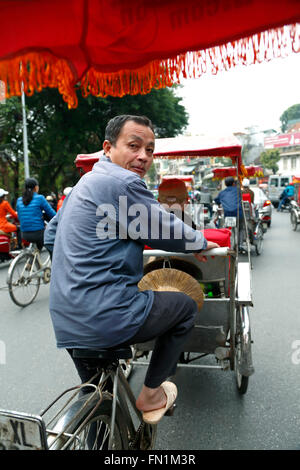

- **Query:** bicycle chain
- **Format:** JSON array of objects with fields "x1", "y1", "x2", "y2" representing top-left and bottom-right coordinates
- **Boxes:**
[{"x1": 129, "y1": 421, "x2": 146, "y2": 450}]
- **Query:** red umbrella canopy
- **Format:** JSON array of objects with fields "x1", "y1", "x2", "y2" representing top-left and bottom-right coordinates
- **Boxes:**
[
  {"x1": 75, "y1": 134, "x2": 246, "y2": 176},
  {"x1": 0, "y1": 0, "x2": 299, "y2": 108}
]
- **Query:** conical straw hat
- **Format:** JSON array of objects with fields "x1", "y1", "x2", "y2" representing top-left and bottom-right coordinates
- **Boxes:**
[{"x1": 138, "y1": 268, "x2": 204, "y2": 311}]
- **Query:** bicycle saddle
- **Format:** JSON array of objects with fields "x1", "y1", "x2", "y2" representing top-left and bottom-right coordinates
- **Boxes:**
[{"x1": 72, "y1": 346, "x2": 133, "y2": 360}]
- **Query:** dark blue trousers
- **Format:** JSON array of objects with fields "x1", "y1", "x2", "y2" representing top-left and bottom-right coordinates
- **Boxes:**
[{"x1": 68, "y1": 291, "x2": 197, "y2": 389}]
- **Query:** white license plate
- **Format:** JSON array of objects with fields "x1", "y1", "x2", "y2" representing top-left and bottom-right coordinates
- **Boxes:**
[
  {"x1": 0, "y1": 410, "x2": 47, "y2": 450},
  {"x1": 225, "y1": 217, "x2": 236, "y2": 227}
]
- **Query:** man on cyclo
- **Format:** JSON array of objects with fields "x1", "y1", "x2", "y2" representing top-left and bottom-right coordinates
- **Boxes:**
[
  {"x1": 45, "y1": 115, "x2": 219, "y2": 425},
  {"x1": 214, "y1": 176, "x2": 244, "y2": 252}
]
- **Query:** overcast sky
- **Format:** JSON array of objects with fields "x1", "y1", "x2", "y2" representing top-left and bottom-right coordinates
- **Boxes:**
[{"x1": 175, "y1": 53, "x2": 300, "y2": 137}]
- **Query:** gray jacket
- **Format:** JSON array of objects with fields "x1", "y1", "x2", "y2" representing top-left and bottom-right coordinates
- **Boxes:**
[{"x1": 46, "y1": 156, "x2": 207, "y2": 349}]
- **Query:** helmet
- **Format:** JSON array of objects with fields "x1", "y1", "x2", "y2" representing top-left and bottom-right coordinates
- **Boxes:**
[
  {"x1": 242, "y1": 178, "x2": 250, "y2": 187},
  {"x1": 0, "y1": 188, "x2": 9, "y2": 197},
  {"x1": 63, "y1": 187, "x2": 73, "y2": 196}
]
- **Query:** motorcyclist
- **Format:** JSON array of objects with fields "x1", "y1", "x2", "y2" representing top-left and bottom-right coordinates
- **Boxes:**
[
  {"x1": 0, "y1": 188, "x2": 22, "y2": 248},
  {"x1": 241, "y1": 178, "x2": 254, "y2": 204},
  {"x1": 278, "y1": 182, "x2": 294, "y2": 212},
  {"x1": 241, "y1": 178, "x2": 257, "y2": 220}
]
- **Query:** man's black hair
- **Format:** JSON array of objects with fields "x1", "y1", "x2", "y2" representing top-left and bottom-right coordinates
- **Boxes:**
[
  {"x1": 105, "y1": 115, "x2": 155, "y2": 146},
  {"x1": 225, "y1": 177, "x2": 235, "y2": 187}
]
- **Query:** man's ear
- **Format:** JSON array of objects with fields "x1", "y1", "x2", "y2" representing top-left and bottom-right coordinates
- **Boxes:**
[{"x1": 103, "y1": 140, "x2": 112, "y2": 155}]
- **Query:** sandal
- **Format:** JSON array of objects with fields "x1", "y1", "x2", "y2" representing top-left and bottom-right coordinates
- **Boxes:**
[{"x1": 142, "y1": 381, "x2": 177, "y2": 425}]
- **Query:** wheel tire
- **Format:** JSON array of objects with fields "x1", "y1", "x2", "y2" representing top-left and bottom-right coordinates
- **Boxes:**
[
  {"x1": 49, "y1": 393, "x2": 130, "y2": 450},
  {"x1": 236, "y1": 369, "x2": 249, "y2": 395},
  {"x1": 291, "y1": 211, "x2": 298, "y2": 231},
  {"x1": 255, "y1": 226, "x2": 263, "y2": 255},
  {"x1": 235, "y1": 307, "x2": 251, "y2": 395},
  {"x1": 7, "y1": 252, "x2": 40, "y2": 307}
]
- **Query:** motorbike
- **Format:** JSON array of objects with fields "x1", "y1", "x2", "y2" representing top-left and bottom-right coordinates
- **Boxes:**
[
  {"x1": 290, "y1": 199, "x2": 300, "y2": 231},
  {"x1": 258, "y1": 208, "x2": 269, "y2": 233},
  {"x1": 242, "y1": 201, "x2": 264, "y2": 255},
  {"x1": 0, "y1": 231, "x2": 19, "y2": 263},
  {"x1": 278, "y1": 196, "x2": 293, "y2": 212},
  {"x1": 192, "y1": 193, "x2": 213, "y2": 227},
  {"x1": 212, "y1": 202, "x2": 224, "y2": 229},
  {"x1": 0, "y1": 216, "x2": 26, "y2": 263}
]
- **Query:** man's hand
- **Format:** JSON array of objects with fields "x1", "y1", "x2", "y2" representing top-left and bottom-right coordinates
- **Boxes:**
[{"x1": 193, "y1": 241, "x2": 220, "y2": 262}]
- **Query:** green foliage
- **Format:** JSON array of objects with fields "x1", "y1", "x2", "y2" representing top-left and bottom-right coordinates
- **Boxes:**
[
  {"x1": 260, "y1": 149, "x2": 281, "y2": 174},
  {"x1": 146, "y1": 162, "x2": 158, "y2": 184},
  {"x1": 0, "y1": 86, "x2": 188, "y2": 199},
  {"x1": 280, "y1": 104, "x2": 300, "y2": 133}
]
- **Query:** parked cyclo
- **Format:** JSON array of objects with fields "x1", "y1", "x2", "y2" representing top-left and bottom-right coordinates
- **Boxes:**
[
  {"x1": 75, "y1": 134, "x2": 255, "y2": 395},
  {"x1": 290, "y1": 175, "x2": 300, "y2": 231}
]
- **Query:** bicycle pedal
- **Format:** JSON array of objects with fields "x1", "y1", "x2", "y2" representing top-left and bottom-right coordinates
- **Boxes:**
[{"x1": 165, "y1": 403, "x2": 177, "y2": 416}]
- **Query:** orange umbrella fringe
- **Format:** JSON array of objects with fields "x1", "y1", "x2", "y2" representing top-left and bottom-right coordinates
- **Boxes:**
[
  {"x1": 0, "y1": 23, "x2": 298, "y2": 108},
  {"x1": 0, "y1": 52, "x2": 78, "y2": 108},
  {"x1": 212, "y1": 165, "x2": 264, "y2": 181}
]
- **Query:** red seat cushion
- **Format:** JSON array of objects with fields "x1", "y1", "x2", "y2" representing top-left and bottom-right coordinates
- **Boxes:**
[
  {"x1": 144, "y1": 228, "x2": 231, "y2": 250},
  {"x1": 202, "y1": 228, "x2": 231, "y2": 248}
]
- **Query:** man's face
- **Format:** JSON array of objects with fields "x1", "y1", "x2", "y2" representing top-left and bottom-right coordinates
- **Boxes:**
[{"x1": 103, "y1": 120, "x2": 155, "y2": 178}]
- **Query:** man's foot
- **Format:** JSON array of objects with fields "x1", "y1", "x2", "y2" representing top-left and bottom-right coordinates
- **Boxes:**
[
  {"x1": 141, "y1": 382, "x2": 178, "y2": 425},
  {"x1": 136, "y1": 384, "x2": 167, "y2": 412}
]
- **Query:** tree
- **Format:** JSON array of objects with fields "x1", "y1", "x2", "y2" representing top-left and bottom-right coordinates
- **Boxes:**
[
  {"x1": 260, "y1": 149, "x2": 281, "y2": 174},
  {"x1": 0, "y1": 86, "x2": 188, "y2": 198},
  {"x1": 0, "y1": 97, "x2": 23, "y2": 202},
  {"x1": 280, "y1": 104, "x2": 300, "y2": 133}
]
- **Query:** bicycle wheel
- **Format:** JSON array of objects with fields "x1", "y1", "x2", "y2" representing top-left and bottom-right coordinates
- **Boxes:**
[
  {"x1": 49, "y1": 392, "x2": 130, "y2": 450},
  {"x1": 7, "y1": 252, "x2": 40, "y2": 307}
]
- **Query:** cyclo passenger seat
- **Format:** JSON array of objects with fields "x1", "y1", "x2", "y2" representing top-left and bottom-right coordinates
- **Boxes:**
[{"x1": 72, "y1": 346, "x2": 133, "y2": 361}]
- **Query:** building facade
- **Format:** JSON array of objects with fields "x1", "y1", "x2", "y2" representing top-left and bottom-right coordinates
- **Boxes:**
[{"x1": 264, "y1": 131, "x2": 300, "y2": 176}]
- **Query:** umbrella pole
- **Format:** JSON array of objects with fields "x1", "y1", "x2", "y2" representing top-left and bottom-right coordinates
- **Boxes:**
[{"x1": 21, "y1": 84, "x2": 30, "y2": 179}]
